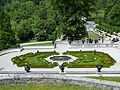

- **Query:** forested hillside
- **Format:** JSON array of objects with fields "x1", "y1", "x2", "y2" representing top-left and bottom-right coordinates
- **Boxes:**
[
  {"x1": 1, "y1": 0, "x2": 120, "y2": 50},
  {"x1": 94, "y1": 0, "x2": 120, "y2": 33},
  {"x1": 0, "y1": 0, "x2": 16, "y2": 50},
  {"x1": 0, "y1": 0, "x2": 95, "y2": 50},
  {"x1": 4, "y1": 0, "x2": 59, "y2": 42}
]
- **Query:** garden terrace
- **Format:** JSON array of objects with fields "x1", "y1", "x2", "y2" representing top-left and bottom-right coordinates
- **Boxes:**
[
  {"x1": 63, "y1": 51, "x2": 116, "y2": 68},
  {"x1": 11, "y1": 51, "x2": 59, "y2": 68}
]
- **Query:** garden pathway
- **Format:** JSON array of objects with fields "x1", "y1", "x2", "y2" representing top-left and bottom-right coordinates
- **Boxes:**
[{"x1": 55, "y1": 41, "x2": 70, "y2": 55}]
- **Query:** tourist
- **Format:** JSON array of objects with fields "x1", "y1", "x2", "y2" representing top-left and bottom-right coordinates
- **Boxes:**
[
  {"x1": 116, "y1": 37, "x2": 119, "y2": 42},
  {"x1": 82, "y1": 39, "x2": 85, "y2": 44},
  {"x1": 54, "y1": 43, "x2": 56, "y2": 48},
  {"x1": 68, "y1": 40, "x2": 72, "y2": 45},
  {"x1": 94, "y1": 40, "x2": 98, "y2": 44},
  {"x1": 52, "y1": 39, "x2": 55, "y2": 45}
]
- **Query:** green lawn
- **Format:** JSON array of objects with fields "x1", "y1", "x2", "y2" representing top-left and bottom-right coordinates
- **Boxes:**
[
  {"x1": 0, "y1": 83, "x2": 106, "y2": 90},
  {"x1": 63, "y1": 51, "x2": 116, "y2": 68},
  {"x1": 22, "y1": 42, "x2": 53, "y2": 46},
  {"x1": 86, "y1": 77, "x2": 120, "y2": 83},
  {"x1": 87, "y1": 31, "x2": 101, "y2": 40},
  {"x1": 11, "y1": 51, "x2": 59, "y2": 68},
  {"x1": 26, "y1": 39, "x2": 39, "y2": 43}
]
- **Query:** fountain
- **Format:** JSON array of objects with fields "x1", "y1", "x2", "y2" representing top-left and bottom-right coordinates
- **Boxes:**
[
  {"x1": 49, "y1": 56, "x2": 72, "y2": 61},
  {"x1": 46, "y1": 41, "x2": 77, "y2": 65},
  {"x1": 46, "y1": 54, "x2": 77, "y2": 65}
]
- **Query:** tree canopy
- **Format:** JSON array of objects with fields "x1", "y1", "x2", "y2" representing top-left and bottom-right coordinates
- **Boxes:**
[
  {"x1": 106, "y1": 0, "x2": 120, "y2": 26},
  {"x1": 51, "y1": 0, "x2": 95, "y2": 40},
  {"x1": 0, "y1": 7, "x2": 16, "y2": 50},
  {"x1": 0, "y1": 0, "x2": 100, "y2": 50},
  {"x1": 93, "y1": 0, "x2": 120, "y2": 34}
]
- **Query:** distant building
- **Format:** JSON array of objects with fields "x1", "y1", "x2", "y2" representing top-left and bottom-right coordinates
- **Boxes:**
[{"x1": 86, "y1": 21, "x2": 96, "y2": 31}]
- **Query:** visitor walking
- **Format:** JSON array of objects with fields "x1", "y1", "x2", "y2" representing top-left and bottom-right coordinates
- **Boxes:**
[{"x1": 54, "y1": 43, "x2": 56, "y2": 48}]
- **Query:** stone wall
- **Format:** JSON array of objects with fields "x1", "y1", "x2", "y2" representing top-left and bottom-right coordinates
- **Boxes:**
[{"x1": 0, "y1": 74, "x2": 120, "y2": 90}]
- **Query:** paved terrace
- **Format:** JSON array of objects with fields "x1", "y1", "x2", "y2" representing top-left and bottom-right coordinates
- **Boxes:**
[{"x1": 0, "y1": 41, "x2": 120, "y2": 76}]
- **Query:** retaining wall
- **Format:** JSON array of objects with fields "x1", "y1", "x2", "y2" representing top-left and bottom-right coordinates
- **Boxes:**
[{"x1": 0, "y1": 74, "x2": 120, "y2": 90}]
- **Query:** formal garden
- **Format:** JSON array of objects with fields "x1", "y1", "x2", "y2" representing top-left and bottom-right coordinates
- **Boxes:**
[
  {"x1": 0, "y1": 0, "x2": 120, "y2": 90},
  {"x1": 11, "y1": 50, "x2": 116, "y2": 68}
]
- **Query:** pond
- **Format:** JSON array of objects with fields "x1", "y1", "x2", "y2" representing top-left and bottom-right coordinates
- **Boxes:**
[{"x1": 50, "y1": 56, "x2": 71, "y2": 61}]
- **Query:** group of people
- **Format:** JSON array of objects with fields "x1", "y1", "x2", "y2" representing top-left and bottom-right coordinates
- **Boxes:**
[
  {"x1": 81, "y1": 38, "x2": 99, "y2": 44},
  {"x1": 68, "y1": 38, "x2": 100, "y2": 45},
  {"x1": 111, "y1": 37, "x2": 119, "y2": 43}
]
